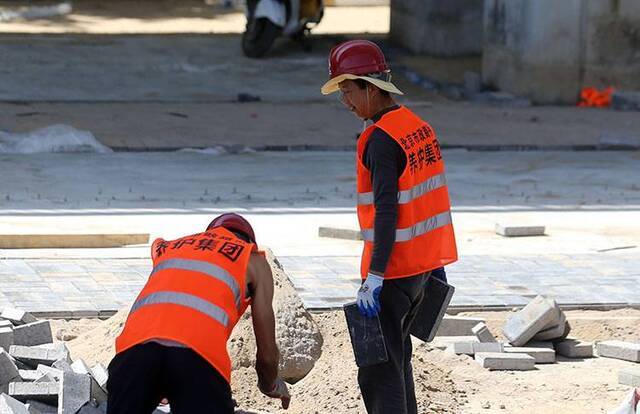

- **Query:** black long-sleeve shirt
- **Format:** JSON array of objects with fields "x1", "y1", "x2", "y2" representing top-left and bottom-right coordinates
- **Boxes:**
[{"x1": 362, "y1": 105, "x2": 406, "y2": 274}]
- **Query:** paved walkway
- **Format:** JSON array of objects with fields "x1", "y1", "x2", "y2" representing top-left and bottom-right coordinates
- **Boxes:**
[{"x1": 1, "y1": 251, "x2": 638, "y2": 315}]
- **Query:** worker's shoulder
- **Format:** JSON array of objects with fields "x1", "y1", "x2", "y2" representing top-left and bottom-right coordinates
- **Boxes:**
[
  {"x1": 248, "y1": 251, "x2": 272, "y2": 275},
  {"x1": 365, "y1": 128, "x2": 404, "y2": 156}
]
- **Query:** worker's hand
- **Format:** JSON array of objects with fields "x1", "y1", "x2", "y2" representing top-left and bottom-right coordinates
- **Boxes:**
[
  {"x1": 259, "y1": 377, "x2": 291, "y2": 409},
  {"x1": 357, "y1": 273, "x2": 383, "y2": 318}
]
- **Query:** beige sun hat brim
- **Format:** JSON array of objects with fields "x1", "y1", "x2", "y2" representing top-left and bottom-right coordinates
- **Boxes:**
[{"x1": 321, "y1": 73, "x2": 404, "y2": 96}]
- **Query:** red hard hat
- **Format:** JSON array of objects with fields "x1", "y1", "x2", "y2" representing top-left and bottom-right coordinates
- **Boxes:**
[
  {"x1": 207, "y1": 213, "x2": 256, "y2": 244},
  {"x1": 328, "y1": 40, "x2": 389, "y2": 79}
]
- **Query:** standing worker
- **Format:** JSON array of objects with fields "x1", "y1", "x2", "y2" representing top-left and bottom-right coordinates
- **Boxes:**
[
  {"x1": 107, "y1": 213, "x2": 290, "y2": 414},
  {"x1": 321, "y1": 40, "x2": 458, "y2": 414}
]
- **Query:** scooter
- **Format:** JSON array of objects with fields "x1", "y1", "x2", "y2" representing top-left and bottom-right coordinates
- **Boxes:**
[{"x1": 242, "y1": 0, "x2": 324, "y2": 58}]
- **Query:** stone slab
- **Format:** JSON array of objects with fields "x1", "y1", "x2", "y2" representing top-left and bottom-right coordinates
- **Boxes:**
[
  {"x1": 495, "y1": 224, "x2": 546, "y2": 237},
  {"x1": 13, "y1": 322, "x2": 52, "y2": 347},
  {"x1": 8, "y1": 382, "x2": 58, "y2": 404},
  {"x1": 504, "y1": 347, "x2": 556, "y2": 364},
  {"x1": 0, "y1": 234, "x2": 150, "y2": 249},
  {"x1": 0, "y1": 310, "x2": 36, "y2": 327},
  {"x1": 89, "y1": 364, "x2": 108, "y2": 390},
  {"x1": 36, "y1": 366, "x2": 63, "y2": 381},
  {"x1": 25, "y1": 400, "x2": 58, "y2": 413},
  {"x1": 317, "y1": 226, "x2": 362, "y2": 241},
  {"x1": 475, "y1": 352, "x2": 536, "y2": 371},
  {"x1": 596, "y1": 340, "x2": 640, "y2": 362},
  {"x1": 430, "y1": 336, "x2": 479, "y2": 350},
  {"x1": 0, "y1": 328, "x2": 14, "y2": 353},
  {"x1": 59, "y1": 372, "x2": 92, "y2": 414},
  {"x1": 533, "y1": 314, "x2": 570, "y2": 342},
  {"x1": 472, "y1": 322, "x2": 497, "y2": 343},
  {"x1": 523, "y1": 341, "x2": 554, "y2": 349},
  {"x1": 70, "y1": 360, "x2": 90, "y2": 376},
  {"x1": 0, "y1": 350, "x2": 21, "y2": 387},
  {"x1": 618, "y1": 366, "x2": 640, "y2": 388},
  {"x1": 503, "y1": 296, "x2": 559, "y2": 346},
  {"x1": 436, "y1": 316, "x2": 485, "y2": 337},
  {"x1": 18, "y1": 370, "x2": 40, "y2": 381},
  {"x1": 0, "y1": 393, "x2": 29, "y2": 414},
  {"x1": 448, "y1": 341, "x2": 503, "y2": 355},
  {"x1": 555, "y1": 339, "x2": 593, "y2": 358},
  {"x1": 9, "y1": 346, "x2": 68, "y2": 368}
]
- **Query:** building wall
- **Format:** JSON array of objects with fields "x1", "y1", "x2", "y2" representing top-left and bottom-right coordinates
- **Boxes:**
[
  {"x1": 389, "y1": 0, "x2": 483, "y2": 56},
  {"x1": 482, "y1": 0, "x2": 640, "y2": 104}
]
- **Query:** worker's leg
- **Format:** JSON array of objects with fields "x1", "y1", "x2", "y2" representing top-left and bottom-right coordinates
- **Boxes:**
[
  {"x1": 358, "y1": 273, "x2": 427, "y2": 414},
  {"x1": 403, "y1": 337, "x2": 417, "y2": 414},
  {"x1": 107, "y1": 342, "x2": 166, "y2": 414},
  {"x1": 401, "y1": 275, "x2": 428, "y2": 414},
  {"x1": 164, "y1": 347, "x2": 234, "y2": 414}
]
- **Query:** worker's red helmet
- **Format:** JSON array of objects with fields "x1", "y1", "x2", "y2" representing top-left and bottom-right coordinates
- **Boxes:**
[
  {"x1": 320, "y1": 40, "x2": 403, "y2": 96},
  {"x1": 207, "y1": 213, "x2": 256, "y2": 244}
]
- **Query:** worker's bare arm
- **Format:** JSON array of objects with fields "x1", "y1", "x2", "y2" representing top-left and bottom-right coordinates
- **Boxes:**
[{"x1": 248, "y1": 253, "x2": 279, "y2": 389}]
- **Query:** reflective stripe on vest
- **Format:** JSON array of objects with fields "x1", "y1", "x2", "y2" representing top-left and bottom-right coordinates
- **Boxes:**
[
  {"x1": 151, "y1": 258, "x2": 241, "y2": 308},
  {"x1": 361, "y1": 211, "x2": 452, "y2": 242},
  {"x1": 357, "y1": 172, "x2": 447, "y2": 206},
  {"x1": 131, "y1": 291, "x2": 230, "y2": 328}
]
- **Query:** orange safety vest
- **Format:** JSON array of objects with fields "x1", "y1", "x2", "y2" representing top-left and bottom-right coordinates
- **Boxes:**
[
  {"x1": 115, "y1": 228, "x2": 253, "y2": 383},
  {"x1": 356, "y1": 106, "x2": 458, "y2": 279}
]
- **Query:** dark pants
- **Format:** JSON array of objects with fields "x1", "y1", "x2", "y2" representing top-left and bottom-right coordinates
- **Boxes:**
[
  {"x1": 107, "y1": 342, "x2": 233, "y2": 414},
  {"x1": 358, "y1": 268, "x2": 447, "y2": 414}
]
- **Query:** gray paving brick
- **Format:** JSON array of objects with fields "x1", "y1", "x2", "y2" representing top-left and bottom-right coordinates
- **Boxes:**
[
  {"x1": 475, "y1": 352, "x2": 535, "y2": 371},
  {"x1": 597, "y1": 340, "x2": 640, "y2": 362},
  {"x1": 8, "y1": 382, "x2": 58, "y2": 404},
  {"x1": 0, "y1": 349, "x2": 21, "y2": 388},
  {"x1": 555, "y1": 339, "x2": 593, "y2": 358},
  {"x1": 0, "y1": 327, "x2": 14, "y2": 352},
  {"x1": 0, "y1": 309, "x2": 36, "y2": 326},
  {"x1": 618, "y1": 366, "x2": 640, "y2": 387},
  {"x1": 13, "y1": 321, "x2": 52, "y2": 347},
  {"x1": 504, "y1": 347, "x2": 556, "y2": 364},
  {"x1": 9, "y1": 345, "x2": 69, "y2": 368},
  {"x1": 0, "y1": 393, "x2": 29, "y2": 413}
]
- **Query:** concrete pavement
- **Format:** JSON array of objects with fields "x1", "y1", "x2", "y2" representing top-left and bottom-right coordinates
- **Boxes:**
[{"x1": 0, "y1": 150, "x2": 637, "y2": 313}]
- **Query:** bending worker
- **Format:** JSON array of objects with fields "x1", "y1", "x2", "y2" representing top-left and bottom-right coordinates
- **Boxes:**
[
  {"x1": 107, "y1": 213, "x2": 290, "y2": 413},
  {"x1": 321, "y1": 40, "x2": 458, "y2": 414}
]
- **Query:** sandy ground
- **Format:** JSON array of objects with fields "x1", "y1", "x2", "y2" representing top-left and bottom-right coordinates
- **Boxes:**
[
  {"x1": 52, "y1": 308, "x2": 640, "y2": 413},
  {"x1": 0, "y1": 0, "x2": 389, "y2": 34}
]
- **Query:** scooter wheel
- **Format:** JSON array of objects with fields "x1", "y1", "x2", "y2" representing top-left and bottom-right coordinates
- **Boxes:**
[{"x1": 242, "y1": 17, "x2": 281, "y2": 58}]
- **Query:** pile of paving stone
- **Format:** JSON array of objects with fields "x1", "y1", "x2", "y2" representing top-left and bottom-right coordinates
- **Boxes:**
[
  {"x1": 445, "y1": 296, "x2": 640, "y2": 385},
  {"x1": 0, "y1": 307, "x2": 114, "y2": 413}
]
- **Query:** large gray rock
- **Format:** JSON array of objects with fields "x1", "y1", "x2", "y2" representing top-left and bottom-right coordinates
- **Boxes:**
[{"x1": 229, "y1": 249, "x2": 323, "y2": 384}]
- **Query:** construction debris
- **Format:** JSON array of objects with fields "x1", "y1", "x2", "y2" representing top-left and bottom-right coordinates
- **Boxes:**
[{"x1": 0, "y1": 308, "x2": 107, "y2": 414}]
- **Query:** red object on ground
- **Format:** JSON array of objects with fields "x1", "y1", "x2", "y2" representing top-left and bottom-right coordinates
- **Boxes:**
[{"x1": 578, "y1": 87, "x2": 614, "y2": 107}]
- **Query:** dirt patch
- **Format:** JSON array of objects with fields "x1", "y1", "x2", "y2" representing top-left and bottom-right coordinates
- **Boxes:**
[{"x1": 62, "y1": 307, "x2": 640, "y2": 413}]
